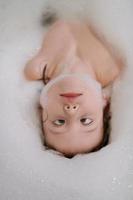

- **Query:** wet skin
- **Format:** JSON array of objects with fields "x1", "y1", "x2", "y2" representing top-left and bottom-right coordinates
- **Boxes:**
[{"x1": 24, "y1": 20, "x2": 123, "y2": 156}]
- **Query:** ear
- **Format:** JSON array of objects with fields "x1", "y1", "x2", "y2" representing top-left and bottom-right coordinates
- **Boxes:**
[{"x1": 24, "y1": 55, "x2": 47, "y2": 80}]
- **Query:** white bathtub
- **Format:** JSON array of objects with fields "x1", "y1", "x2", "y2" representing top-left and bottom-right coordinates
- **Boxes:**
[{"x1": 0, "y1": 0, "x2": 133, "y2": 199}]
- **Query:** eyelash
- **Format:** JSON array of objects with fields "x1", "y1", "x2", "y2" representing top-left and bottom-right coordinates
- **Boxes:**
[
  {"x1": 52, "y1": 118, "x2": 93, "y2": 127},
  {"x1": 80, "y1": 118, "x2": 93, "y2": 126},
  {"x1": 52, "y1": 119, "x2": 65, "y2": 126}
]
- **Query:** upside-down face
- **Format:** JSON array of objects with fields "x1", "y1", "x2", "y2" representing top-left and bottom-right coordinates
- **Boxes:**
[{"x1": 40, "y1": 73, "x2": 106, "y2": 157}]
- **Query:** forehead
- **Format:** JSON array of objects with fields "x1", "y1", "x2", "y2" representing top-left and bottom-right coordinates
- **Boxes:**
[{"x1": 44, "y1": 125, "x2": 103, "y2": 155}]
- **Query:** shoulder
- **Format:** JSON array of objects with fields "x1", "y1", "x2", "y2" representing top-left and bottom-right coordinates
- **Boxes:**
[{"x1": 95, "y1": 55, "x2": 123, "y2": 87}]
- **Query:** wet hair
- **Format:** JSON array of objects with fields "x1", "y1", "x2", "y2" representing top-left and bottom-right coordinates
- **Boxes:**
[
  {"x1": 41, "y1": 6, "x2": 58, "y2": 27},
  {"x1": 90, "y1": 101, "x2": 111, "y2": 152}
]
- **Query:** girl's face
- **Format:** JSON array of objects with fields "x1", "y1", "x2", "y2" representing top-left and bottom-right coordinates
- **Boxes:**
[{"x1": 40, "y1": 73, "x2": 105, "y2": 157}]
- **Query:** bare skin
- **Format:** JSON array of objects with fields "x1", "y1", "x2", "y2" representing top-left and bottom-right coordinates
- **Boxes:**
[{"x1": 24, "y1": 20, "x2": 123, "y2": 157}]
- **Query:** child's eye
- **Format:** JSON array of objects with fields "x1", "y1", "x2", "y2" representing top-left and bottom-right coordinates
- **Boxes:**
[
  {"x1": 80, "y1": 118, "x2": 93, "y2": 126},
  {"x1": 53, "y1": 119, "x2": 65, "y2": 126}
]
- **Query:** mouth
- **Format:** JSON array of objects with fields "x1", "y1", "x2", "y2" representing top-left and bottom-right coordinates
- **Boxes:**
[{"x1": 60, "y1": 93, "x2": 83, "y2": 98}]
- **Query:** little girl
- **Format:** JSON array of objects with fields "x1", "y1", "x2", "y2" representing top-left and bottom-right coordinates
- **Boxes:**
[{"x1": 24, "y1": 20, "x2": 123, "y2": 158}]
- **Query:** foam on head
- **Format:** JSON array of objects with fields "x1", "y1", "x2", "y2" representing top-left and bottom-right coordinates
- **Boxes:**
[{"x1": 40, "y1": 73, "x2": 102, "y2": 108}]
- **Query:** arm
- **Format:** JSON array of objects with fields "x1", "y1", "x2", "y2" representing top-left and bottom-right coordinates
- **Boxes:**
[
  {"x1": 24, "y1": 20, "x2": 76, "y2": 81},
  {"x1": 85, "y1": 22, "x2": 124, "y2": 87}
]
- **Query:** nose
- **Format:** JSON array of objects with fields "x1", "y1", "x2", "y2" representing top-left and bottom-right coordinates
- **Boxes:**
[{"x1": 63, "y1": 104, "x2": 79, "y2": 115}]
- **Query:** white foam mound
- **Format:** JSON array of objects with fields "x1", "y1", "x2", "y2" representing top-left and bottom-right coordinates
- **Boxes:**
[{"x1": 0, "y1": 0, "x2": 133, "y2": 199}]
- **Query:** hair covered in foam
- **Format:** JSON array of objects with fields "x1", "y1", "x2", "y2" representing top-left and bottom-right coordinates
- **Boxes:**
[{"x1": 40, "y1": 73, "x2": 102, "y2": 108}]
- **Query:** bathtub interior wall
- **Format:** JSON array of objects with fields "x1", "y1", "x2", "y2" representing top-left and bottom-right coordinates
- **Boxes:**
[{"x1": 0, "y1": 0, "x2": 133, "y2": 200}]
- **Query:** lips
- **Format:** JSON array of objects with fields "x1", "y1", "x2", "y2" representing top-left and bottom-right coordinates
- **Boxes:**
[{"x1": 60, "y1": 93, "x2": 82, "y2": 98}]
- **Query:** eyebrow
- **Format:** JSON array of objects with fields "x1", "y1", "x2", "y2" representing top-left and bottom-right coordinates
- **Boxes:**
[
  {"x1": 48, "y1": 128, "x2": 68, "y2": 134},
  {"x1": 48, "y1": 125, "x2": 98, "y2": 135},
  {"x1": 84, "y1": 125, "x2": 98, "y2": 133}
]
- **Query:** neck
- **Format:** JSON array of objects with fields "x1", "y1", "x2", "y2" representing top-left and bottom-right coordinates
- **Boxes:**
[{"x1": 48, "y1": 54, "x2": 97, "y2": 82}]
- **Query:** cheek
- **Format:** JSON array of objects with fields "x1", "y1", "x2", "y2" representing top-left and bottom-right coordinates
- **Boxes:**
[
  {"x1": 42, "y1": 122, "x2": 52, "y2": 142},
  {"x1": 91, "y1": 118, "x2": 103, "y2": 138},
  {"x1": 96, "y1": 121, "x2": 104, "y2": 142},
  {"x1": 41, "y1": 92, "x2": 60, "y2": 116},
  {"x1": 43, "y1": 126, "x2": 58, "y2": 148},
  {"x1": 42, "y1": 109, "x2": 48, "y2": 122}
]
